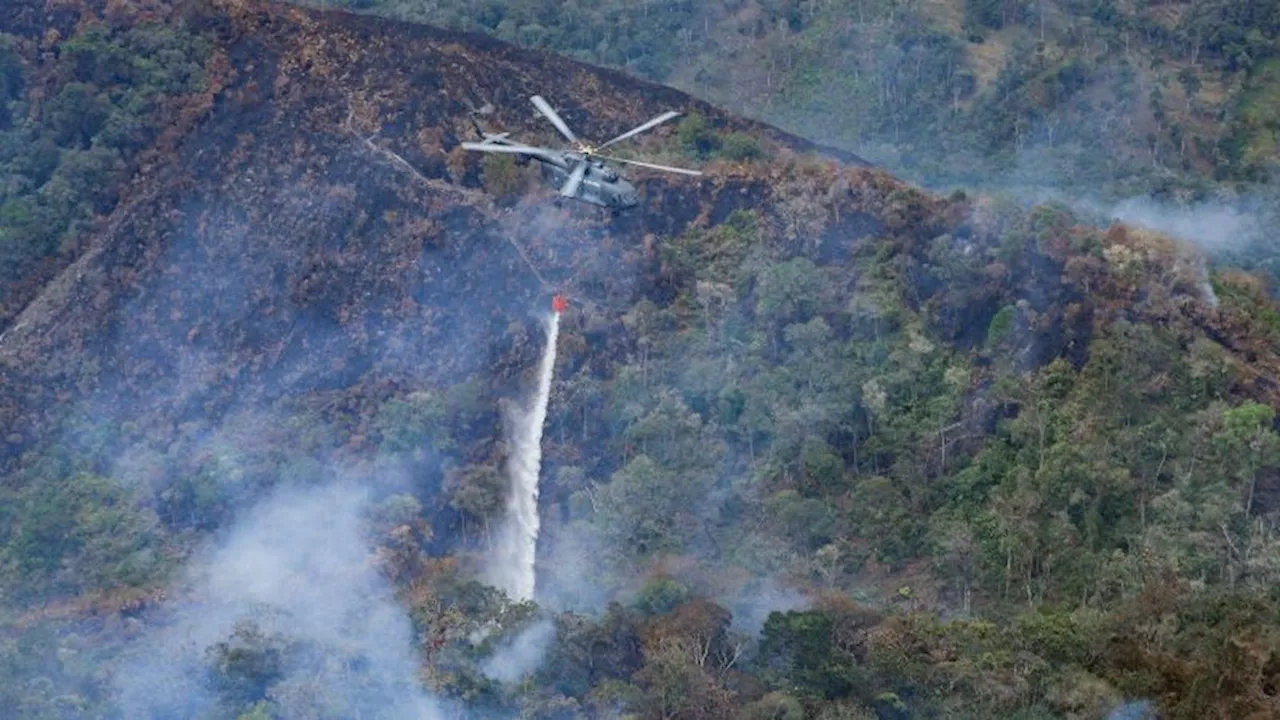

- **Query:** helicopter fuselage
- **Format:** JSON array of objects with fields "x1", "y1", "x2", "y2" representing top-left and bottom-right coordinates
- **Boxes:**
[
  {"x1": 477, "y1": 136, "x2": 640, "y2": 209},
  {"x1": 538, "y1": 154, "x2": 640, "y2": 210}
]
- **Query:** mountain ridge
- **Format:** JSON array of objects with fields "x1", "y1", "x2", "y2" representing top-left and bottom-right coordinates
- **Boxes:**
[
  {"x1": 0, "y1": 0, "x2": 880, "y2": 463},
  {"x1": 3, "y1": 1, "x2": 1280, "y2": 718}
]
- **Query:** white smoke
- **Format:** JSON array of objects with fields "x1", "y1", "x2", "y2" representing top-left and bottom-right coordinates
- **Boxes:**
[
  {"x1": 480, "y1": 617, "x2": 557, "y2": 683},
  {"x1": 1106, "y1": 196, "x2": 1262, "y2": 254},
  {"x1": 726, "y1": 576, "x2": 810, "y2": 636},
  {"x1": 486, "y1": 311, "x2": 560, "y2": 602},
  {"x1": 112, "y1": 481, "x2": 446, "y2": 719}
]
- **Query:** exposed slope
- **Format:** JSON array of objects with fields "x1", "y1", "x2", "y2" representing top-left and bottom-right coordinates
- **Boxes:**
[
  {"x1": 3, "y1": 0, "x2": 1278, "y2": 612},
  {"x1": 0, "y1": 0, "x2": 867, "y2": 468},
  {"x1": 307, "y1": 0, "x2": 1280, "y2": 223},
  {"x1": 3, "y1": 2, "x2": 1280, "y2": 718}
]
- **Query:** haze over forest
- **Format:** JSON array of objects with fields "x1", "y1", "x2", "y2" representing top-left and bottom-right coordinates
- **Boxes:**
[
  {"x1": 316, "y1": 0, "x2": 1280, "y2": 243},
  {"x1": 1, "y1": 0, "x2": 1279, "y2": 719}
]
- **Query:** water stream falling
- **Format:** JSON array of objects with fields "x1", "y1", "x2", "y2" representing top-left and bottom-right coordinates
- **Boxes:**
[{"x1": 487, "y1": 311, "x2": 560, "y2": 602}]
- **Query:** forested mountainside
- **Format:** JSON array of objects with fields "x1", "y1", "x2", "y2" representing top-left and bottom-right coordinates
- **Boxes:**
[
  {"x1": 310, "y1": 0, "x2": 1280, "y2": 195},
  {"x1": 2, "y1": 1, "x2": 1280, "y2": 719},
  {"x1": 310, "y1": 0, "x2": 1280, "y2": 272}
]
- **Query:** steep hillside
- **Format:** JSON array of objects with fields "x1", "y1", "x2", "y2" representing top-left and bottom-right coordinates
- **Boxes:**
[
  {"x1": 0, "y1": 0, "x2": 869, "y2": 333},
  {"x1": 313, "y1": 0, "x2": 1280, "y2": 222},
  {"x1": 0, "y1": 0, "x2": 869, "y2": 586},
  {"x1": 2, "y1": 1, "x2": 1280, "y2": 719}
]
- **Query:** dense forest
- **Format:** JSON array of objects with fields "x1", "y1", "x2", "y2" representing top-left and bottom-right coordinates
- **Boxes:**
[
  {"x1": 1, "y1": 1, "x2": 1280, "y2": 719},
  {"x1": 0, "y1": 8, "x2": 214, "y2": 323}
]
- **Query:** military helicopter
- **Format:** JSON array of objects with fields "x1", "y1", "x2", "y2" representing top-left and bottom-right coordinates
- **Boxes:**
[{"x1": 461, "y1": 95, "x2": 702, "y2": 211}]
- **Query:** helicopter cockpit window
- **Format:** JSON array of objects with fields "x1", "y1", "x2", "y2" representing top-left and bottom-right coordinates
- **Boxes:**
[{"x1": 602, "y1": 168, "x2": 618, "y2": 181}]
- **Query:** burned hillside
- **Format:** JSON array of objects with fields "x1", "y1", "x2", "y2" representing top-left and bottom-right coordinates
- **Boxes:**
[{"x1": 2, "y1": 1, "x2": 1280, "y2": 718}]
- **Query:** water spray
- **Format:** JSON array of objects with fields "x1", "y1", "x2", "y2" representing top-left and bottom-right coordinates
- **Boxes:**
[{"x1": 486, "y1": 300, "x2": 562, "y2": 601}]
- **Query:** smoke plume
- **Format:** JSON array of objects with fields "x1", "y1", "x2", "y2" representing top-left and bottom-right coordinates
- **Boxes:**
[
  {"x1": 1104, "y1": 196, "x2": 1263, "y2": 254},
  {"x1": 112, "y1": 480, "x2": 446, "y2": 719},
  {"x1": 480, "y1": 617, "x2": 557, "y2": 683}
]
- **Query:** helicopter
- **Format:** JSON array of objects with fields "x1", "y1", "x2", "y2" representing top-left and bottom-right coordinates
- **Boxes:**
[{"x1": 461, "y1": 95, "x2": 702, "y2": 211}]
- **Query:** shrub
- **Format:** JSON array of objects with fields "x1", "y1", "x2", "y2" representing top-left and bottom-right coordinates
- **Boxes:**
[
  {"x1": 481, "y1": 153, "x2": 526, "y2": 202},
  {"x1": 677, "y1": 112, "x2": 721, "y2": 159},
  {"x1": 718, "y1": 131, "x2": 766, "y2": 162}
]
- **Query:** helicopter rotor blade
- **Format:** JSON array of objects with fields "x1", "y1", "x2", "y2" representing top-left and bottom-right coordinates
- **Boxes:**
[
  {"x1": 531, "y1": 95, "x2": 579, "y2": 145},
  {"x1": 559, "y1": 160, "x2": 588, "y2": 197},
  {"x1": 597, "y1": 154, "x2": 703, "y2": 176},
  {"x1": 459, "y1": 142, "x2": 564, "y2": 165},
  {"x1": 459, "y1": 141, "x2": 543, "y2": 154},
  {"x1": 460, "y1": 141, "x2": 566, "y2": 168},
  {"x1": 595, "y1": 110, "x2": 682, "y2": 152}
]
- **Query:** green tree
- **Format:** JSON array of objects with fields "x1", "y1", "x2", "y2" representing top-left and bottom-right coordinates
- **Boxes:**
[
  {"x1": 677, "y1": 113, "x2": 721, "y2": 159},
  {"x1": 373, "y1": 390, "x2": 450, "y2": 455},
  {"x1": 207, "y1": 620, "x2": 290, "y2": 710},
  {"x1": 43, "y1": 82, "x2": 111, "y2": 148}
]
